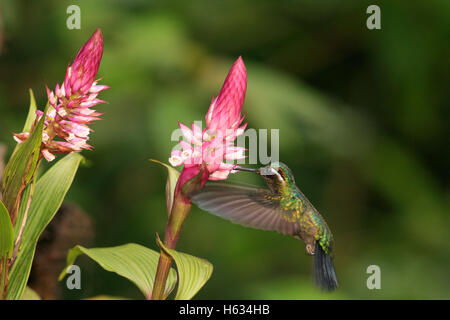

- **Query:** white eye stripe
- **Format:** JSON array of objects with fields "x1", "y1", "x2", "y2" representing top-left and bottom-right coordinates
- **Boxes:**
[
  {"x1": 269, "y1": 167, "x2": 284, "y2": 183},
  {"x1": 261, "y1": 167, "x2": 285, "y2": 183},
  {"x1": 275, "y1": 172, "x2": 284, "y2": 183}
]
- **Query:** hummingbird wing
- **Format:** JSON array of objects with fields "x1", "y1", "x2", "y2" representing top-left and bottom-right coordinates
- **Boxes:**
[{"x1": 190, "y1": 183, "x2": 300, "y2": 236}]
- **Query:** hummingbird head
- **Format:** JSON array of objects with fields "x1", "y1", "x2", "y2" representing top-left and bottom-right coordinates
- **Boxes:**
[
  {"x1": 235, "y1": 162, "x2": 296, "y2": 192},
  {"x1": 258, "y1": 162, "x2": 295, "y2": 188}
]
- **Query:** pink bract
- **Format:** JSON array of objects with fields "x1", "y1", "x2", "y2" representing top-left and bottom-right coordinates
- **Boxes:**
[{"x1": 169, "y1": 57, "x2": 248, "y2": 184}]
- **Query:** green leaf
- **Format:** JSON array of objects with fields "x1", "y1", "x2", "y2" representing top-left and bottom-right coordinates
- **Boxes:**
[
  {"x1": 11, "y1": 89, "x2": 38, "y2": 158},
  {"x1": 157, "y1": 236, "x2": 213, "y2": 300},
  {"x1": 21, "y1": 286, "x2": 40, "y2": 300},
  {"x1": 150, "y1": 159, "x2": 180, "y2": 215},
  {"x1": 59, "y1": 243, "x2": 177, "y2": 299},
  {"x1": 22, "y1": 89, "x2": 38, "y2": 133},
  {"x1": 0, "y1": 201, "x2": 14, "y2": 259},
  {"x1": 7, "y1": 153, "x2": 83, "y2": 300},
  {"x1": 2, "y1": 104, "x2": 47, "y2": 220}
]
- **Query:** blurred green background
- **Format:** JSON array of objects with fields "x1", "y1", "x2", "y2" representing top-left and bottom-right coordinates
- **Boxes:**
[{"x1": 0, "y1": 0, "x2": 449, "y2": 299}]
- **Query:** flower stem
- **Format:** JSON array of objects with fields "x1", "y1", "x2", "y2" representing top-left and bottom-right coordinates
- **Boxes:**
[
  {"x1": 0, "y1": 257, "x2": 8, "y2": 300},
  {"x1": 151, "y1": 193, "x2": 191, "y2": 300},
  {"x1": 11, "y1": 180, "x2": 35, "y2": 265}
]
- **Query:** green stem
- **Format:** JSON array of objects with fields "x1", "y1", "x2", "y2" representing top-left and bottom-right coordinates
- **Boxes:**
[
  {"x1": 11, "y1": 180, "x2": 35, "y2": 265},
  {"x1": 2, "y1": 158, "x2": 40, "y2": 300},
  {"x1": 151, "y1": 193, "x2": 192, "y2": 300},
  {"x1": 0, "y1": 257, "x2": 8, "y2": 300}
]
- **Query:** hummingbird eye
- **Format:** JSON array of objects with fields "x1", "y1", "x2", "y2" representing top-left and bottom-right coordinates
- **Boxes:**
[{"x1": 277, "y1": 168, "x2": 286, "y2": 179}]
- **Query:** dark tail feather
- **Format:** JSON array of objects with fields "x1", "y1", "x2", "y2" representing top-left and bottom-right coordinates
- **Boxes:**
[{"x1": 314, "y1": 242, "x2": 338, "y2": 291}]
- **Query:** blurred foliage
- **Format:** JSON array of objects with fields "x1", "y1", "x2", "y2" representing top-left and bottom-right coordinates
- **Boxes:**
[{"x1": 0, "y1": 0, "x2": 449, "y2": 299}]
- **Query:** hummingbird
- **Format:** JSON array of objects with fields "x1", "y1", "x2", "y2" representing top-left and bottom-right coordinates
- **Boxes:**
[{"x1": 190, "y1": 162, "x2": 338, "y2": 291}]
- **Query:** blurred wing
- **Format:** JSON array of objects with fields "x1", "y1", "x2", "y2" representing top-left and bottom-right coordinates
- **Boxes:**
[{"x1": 190, "y1": 183, "x2": 299, "y2": 236}]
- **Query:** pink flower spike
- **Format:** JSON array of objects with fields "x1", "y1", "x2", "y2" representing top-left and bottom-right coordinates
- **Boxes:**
[
  {"x1": 205, "y1": 56, "x2": 247, "y2": 134},
  {"x1": 65, "y1": 29, "x2": 103, "y2": 97},
  {"x1": 13, "y1": 28, "x2": 108, "y2": 162},
  {"x1": 170, "y1": 57, "x2": 248, "y2": 184}
]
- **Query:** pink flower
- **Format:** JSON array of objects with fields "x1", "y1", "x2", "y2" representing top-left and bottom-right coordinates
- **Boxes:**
[
  {"x1": 13, "y1": 29, "x2": 109, "y2": 161},
  {"x1": 205, "y1": 57, "x2": 247, "y2": 137},
  {"x1": 169, "y1": 57, "x2": 247, "y2": 185}
]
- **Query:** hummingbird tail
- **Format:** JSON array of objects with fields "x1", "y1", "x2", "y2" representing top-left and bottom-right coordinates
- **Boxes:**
[{"x1": 314, "y1": 242, "x2": 338, "y2": 291}]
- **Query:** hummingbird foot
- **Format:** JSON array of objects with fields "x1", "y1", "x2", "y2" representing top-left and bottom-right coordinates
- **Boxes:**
[{"x1": 306, "y1": 244, "x2": 315, "y2": 255}]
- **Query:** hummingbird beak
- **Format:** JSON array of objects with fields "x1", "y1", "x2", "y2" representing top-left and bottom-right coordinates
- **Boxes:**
[{"x1": 234, "y1": 166, "x2": 259, "y2": 174}]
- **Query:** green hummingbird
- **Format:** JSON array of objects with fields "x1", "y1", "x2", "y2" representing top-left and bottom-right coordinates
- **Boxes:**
[{"x1": 190, "y1": 162, "x2": 338, "y2": 291}]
